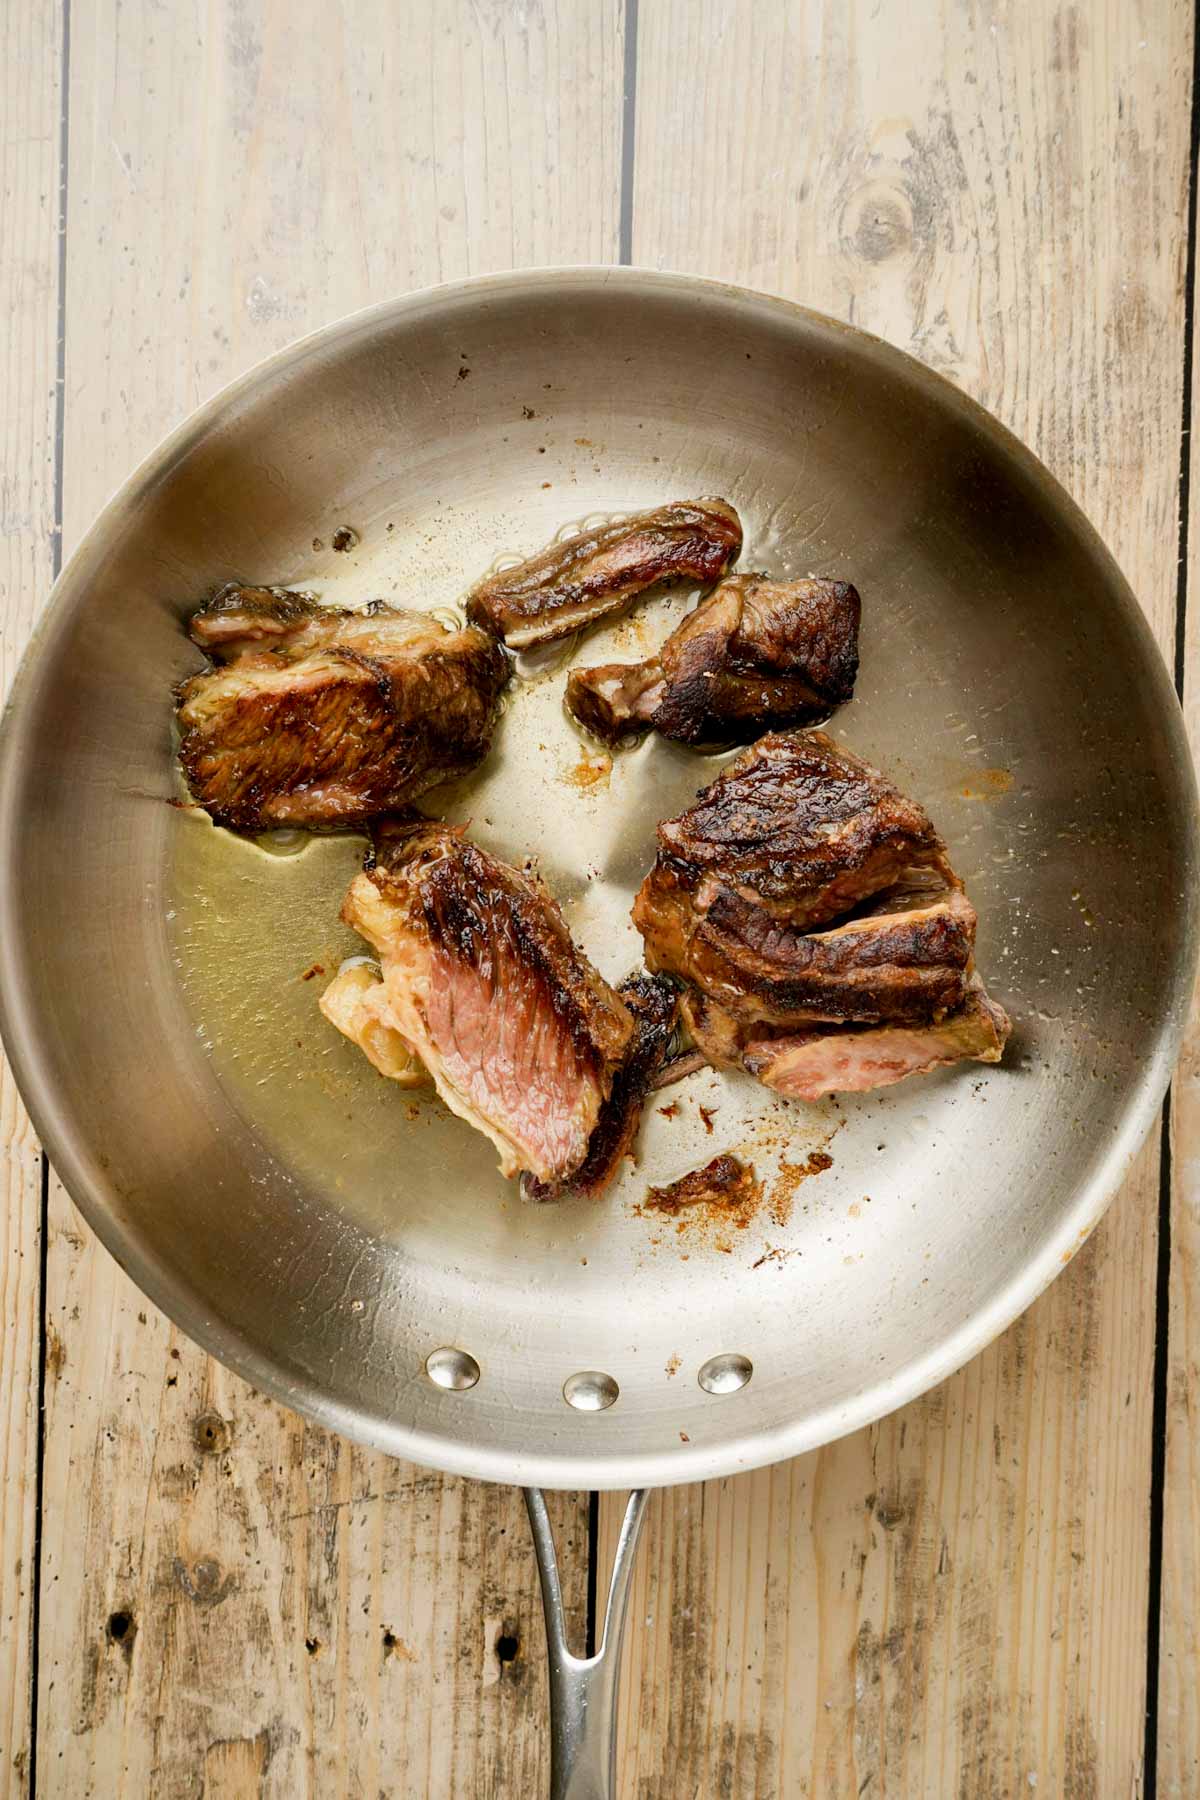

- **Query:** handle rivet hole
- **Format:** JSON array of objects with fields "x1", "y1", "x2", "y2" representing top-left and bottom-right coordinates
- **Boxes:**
[
  {"x1": 562, "y1": 1370, "x2": 619, "y2": 1411},
  {"x1": 425, "y1": 1346, "x2": 480, "y2": 1391},
  {"x1": 698, "y1": 1352, "x2": 753, "y2": 1394}
]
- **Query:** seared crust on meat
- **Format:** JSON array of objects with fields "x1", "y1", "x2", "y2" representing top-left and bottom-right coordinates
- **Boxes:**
[
  {"x1": 523, "y1": 973, "x2": 679, "y2": 1201},
  {"x1": 568, "y1": 574, "x2": 860, "y2": 746},
  {"x1": 680, "y1": 883, "x2": 976, "y2": 1026},
  {"x1": 177, "y1": 586, "x2": 510, "y2": 833},
  {"x1": 465, "y1": 499, "x2": 742, "y2": 649},
  {"x1": 338, "y1": 821, "x2": 633, "y2": 1183},
  {"x1": 637, "y1": 729, "x2": 1011, "y2": 1097},
  {"x1": 635, "y1": 731, "x2": 945, "y2": 945}
]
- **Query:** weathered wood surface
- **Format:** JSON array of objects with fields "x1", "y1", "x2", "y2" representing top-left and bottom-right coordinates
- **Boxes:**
[
  {"x1": 601, "y1": 2, "x2": 1192, "y2": 1795},
  {"x1": 3, "y1": 0, "x2": 1196, "y2": 1796},
  {"x1": 1161, "y1": 87, "x2": 1200, "y2": 1800},
  {"x1": 0, "y1": 0, "x2": 63, "y2": 1789},
  {"x1": 33, "y1": 2, "x2": 619, "y2": 1793}
]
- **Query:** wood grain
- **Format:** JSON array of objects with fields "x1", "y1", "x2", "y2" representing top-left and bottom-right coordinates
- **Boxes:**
[
  {"x1": 36, "y1": 2, "x2": 621, "y2": 1793},
  {"x1": 0, "y1": 0, "x2": 63, "y2": 1789},
  {"x1": 602, "y1": 2, "x2": 1191, "y2": 1794},
  {"x1": 1160, "y1": 130, "x2": 1200, "y2": 1800}
]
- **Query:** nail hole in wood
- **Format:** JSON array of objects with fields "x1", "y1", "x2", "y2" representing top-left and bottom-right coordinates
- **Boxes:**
[
  {"x1": 192, "y1": 1412, "x2": 231, "y2": 1455},
  {"x1": 106, "y1": 1610, "x2": 135, "y2": 1646},
  {"x1": 496, "y1": 1633, "x2": 519, "y2": 1664}
]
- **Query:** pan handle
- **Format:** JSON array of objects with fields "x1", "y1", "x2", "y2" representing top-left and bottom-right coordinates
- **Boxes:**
[{"x1": 524, "y1": 1487, "x2": 649, "y2": 1800}]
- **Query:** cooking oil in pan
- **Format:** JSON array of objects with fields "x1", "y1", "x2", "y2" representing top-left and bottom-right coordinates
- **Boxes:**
[{"x1": 164, "y1": 544, "x2": 867, "y2": 1271}]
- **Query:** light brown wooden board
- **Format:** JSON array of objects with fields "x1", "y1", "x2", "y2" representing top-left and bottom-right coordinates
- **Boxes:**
[
  {"x1": 9, "y1": 0, "x2": 1197, "y2": 1794},
  {"x1": 34, "y1": 2, "x2": 621, "y2": 1793},
  {"x1": 0, "y1": 0, "x2": 63, "y2": 1789},
  {"x1": 1162, "y1": 91, "x2": 1200, "y2": 1799},
  {"x1": 600, "y1": 2, "x2": 1192, "y2": 1794}
]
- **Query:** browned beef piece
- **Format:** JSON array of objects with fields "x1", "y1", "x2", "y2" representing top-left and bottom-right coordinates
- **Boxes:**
[
  {"x1": 738, "y1": 981, "x2": 1010, "y2": 1100},
  {"x1": 567, "y1": 573, "x2": 860, "y2": 745},
  {"x1": 177, "y1": 585, "x2": 510, "y2": 833},
  {"x1": 522, "y1": 973, "x2": 679, "y2": 1200},
  {"x1": 676, "y1": 879, "x2": 977, "y2": 1027},
  {"x1": 465, "y1": 499, "x2": 742, "y2": 649},
  {"x1": 634, "y1": 731, "x2": 947, "y2": 954},
  {"x1": 337, "y1": 820, "x2": 633, "y2": 1185},
  {"x1": 187, "y1": 583, "x2": 322, "y2": 650},
  {"x1": 636, "y1": 730, "x2": 1010, "y2": 1097}
]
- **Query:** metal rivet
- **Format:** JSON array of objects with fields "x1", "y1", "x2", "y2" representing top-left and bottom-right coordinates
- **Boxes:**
[
  {"x1": 562, "y1": 1370, "x2": 619, "y2": 1412},
  {"x1": 698, "y1": 1352, "x2": 753, "y2": 1395},
  {"x1": 425, "y1": 1347, "x2": 480, "y2": 1391}
]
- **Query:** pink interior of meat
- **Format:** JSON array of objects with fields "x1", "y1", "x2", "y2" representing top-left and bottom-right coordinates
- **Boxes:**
[{"x1": 426, "y1": 941, "x2": 598, "y2": 1175}]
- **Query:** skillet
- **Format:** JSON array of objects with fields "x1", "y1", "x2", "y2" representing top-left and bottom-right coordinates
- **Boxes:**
[{"x1": 1, "y1": 269, "x2": 1194, "y2": 1796}]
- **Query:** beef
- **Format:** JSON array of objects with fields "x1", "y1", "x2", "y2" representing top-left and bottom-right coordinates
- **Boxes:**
[
  {"x1": 187, "y1": 582, "x2": 324, "y2": 650},
  {"x1": 177, "y1": 585, "x2": 510, "y2": 833},
  {"x1": 635, "y1": 730, "x2": 1010, "y2": 1097},
  {"x1": 674, "y1": 879, "x2": 977, "y2": 1027},
  {"x1": 465, "y1": 499, "x2": 742, "y2": 649},
  {"x1": 567, "y1": 573, "x2": 860, "y2": 745},
  {"x1": 739, "y1": 981, "x2": 1011, "y2": 1101},
  {"x1": 634, "y1": 731, "x2": 948, "y2": 950},
  {"x1": 336, "y1": 820, "x2": 633, "y2": 1184},
  {"x1": 522, "y1": 973, "x2": 679, "y2": 1200}
]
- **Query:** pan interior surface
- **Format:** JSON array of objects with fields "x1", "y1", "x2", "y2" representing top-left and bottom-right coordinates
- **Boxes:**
[{"x1": 1, "y1": 271, "x2": 1194, "y2": 1488}]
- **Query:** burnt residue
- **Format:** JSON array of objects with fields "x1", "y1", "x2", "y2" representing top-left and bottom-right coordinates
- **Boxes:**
[
  {"x1": 642, "y1": 1153, "x2": 762, "y2": 1229},
  {"x1": 562, "y1": 751, "x2": 612, "y2": 792},
  {"x1": 769, "y1": 1149, "x2": 833, "y2": 1226},
  {"x1": 331, "y1": 525, "x2": 358, "y2": 552}
]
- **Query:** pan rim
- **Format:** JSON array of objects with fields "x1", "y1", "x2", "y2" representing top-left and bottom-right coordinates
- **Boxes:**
[{"x1": 1, "y1": 264, "x2": 1195, "y2": 1490}]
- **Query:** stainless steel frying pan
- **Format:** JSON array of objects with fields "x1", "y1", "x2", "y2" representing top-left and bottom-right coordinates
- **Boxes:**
[{"x1": 1, "y1": 270, "x2": 1195, "y2": 1798}]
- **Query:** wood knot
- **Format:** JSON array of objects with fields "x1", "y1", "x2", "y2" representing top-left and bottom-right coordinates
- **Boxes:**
[
  {"x1": 106, "y1": 1609, "x2": 137, "y2": 1656},
  {"x1": 193, "y1": 1411, "x2": 232, "y2": 1455},
  {"x1": 174, "y1": 1556, "x2": 236, "y2": 1608},
  {"x1": 841, "y1": 182, "x2": 914, "y2": 263}
]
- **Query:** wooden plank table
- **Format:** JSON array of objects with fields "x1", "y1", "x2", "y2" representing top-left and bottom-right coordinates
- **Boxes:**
[{"x1": 0, "y1": 2, "x2": 1194, "y2": 1793}]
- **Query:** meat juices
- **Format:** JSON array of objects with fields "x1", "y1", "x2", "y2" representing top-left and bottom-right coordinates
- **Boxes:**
[
  {"x1": 567, "y1": 573, "x2": 860, "y2": 746},
  {"x1": 633, "y1": 730, "x2": 1010, "y2": 1099},
  {"x1": 333, "y1": 820, "x2": 634, "y2": 1185},
  {"x1": 177, "y1": 585, "x2": 510, "y2": 832},
  {"x1": 465, "y1": 498, "x2": 742, "y2": 649}
]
